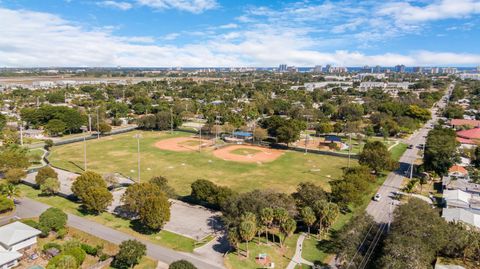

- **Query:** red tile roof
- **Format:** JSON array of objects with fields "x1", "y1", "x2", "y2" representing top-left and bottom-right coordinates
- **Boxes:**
[
  {"x1": 451, "y1": 119, "x2": 480, "y2": 127},
  {"x1": 449, "y1": 165, "x2": 468, "y2": 175},
  {"x1": 457, "y1": 128, "x2": 480, "y2": 140},
  {"x1": 457, "y1": 137, "x2": 476, "y2": 145}
]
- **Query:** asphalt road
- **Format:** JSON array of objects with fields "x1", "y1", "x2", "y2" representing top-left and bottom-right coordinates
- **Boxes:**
[
  {"x1": 365, "y1": 83, "x2": 453, "y2": 224},
  {"x1": 14, "y1": 197, "x2": 225, "y2": 269}
]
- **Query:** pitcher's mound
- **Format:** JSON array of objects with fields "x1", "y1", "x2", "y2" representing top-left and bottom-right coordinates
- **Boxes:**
[
  {"x1": 213, "y1": 145, "x2": 283, "y2": 163},
  {"x1": 154, "y1": 137, "x2": 213, "y2": 152}
]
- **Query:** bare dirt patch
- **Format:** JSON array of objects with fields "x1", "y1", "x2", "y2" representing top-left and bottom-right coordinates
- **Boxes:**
[
  {"x1": 213, "y1": 145, "x2": 283, "y2": 163},
  {"x1": 154, "y1": 137, "x2": 214, "y2": 152}
]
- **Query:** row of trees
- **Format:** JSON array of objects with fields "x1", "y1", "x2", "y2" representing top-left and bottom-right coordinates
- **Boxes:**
[{"x1": 336, "y1": 199, "x2": 480, "y2": 268}]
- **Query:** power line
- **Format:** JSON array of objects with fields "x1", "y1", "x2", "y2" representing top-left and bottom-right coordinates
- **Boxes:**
[{"x1": 358, "y1": 223, "x2": 387, "y2": 269}]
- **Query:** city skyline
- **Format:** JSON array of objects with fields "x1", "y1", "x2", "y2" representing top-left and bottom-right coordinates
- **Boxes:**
[{"x1": 1, "y1": 0, "x2": 480, "y2": 67}]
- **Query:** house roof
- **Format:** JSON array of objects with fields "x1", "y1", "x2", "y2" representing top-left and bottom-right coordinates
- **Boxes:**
[
  {"x1": 0, "y1": 222, "x2": 41, "y2": 247},
  {"x1": 457, "y1": 128, "x2": 480, "y2": 140},
  {"x1": 0, "y1": 251, "x2": 22, "y2": 266},
  {"x1": 442, "y1": 208, "x2": 480, "y2": 228},
  {"x1": 449, "y1": 165, "x2": 468, "y2": 175},
  {"x1": 444, "y1": 189, "x2": 471, "y2": 205},
  {"x1": 450, "y1": 119, "x2": 480, "y2": 127},
  {"x1": 456, "y1": 137, "x2": 476, "y2": 145}
]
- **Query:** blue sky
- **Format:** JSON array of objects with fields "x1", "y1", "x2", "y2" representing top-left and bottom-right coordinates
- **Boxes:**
[{"x1": 1, "y1": 0, "x2": 480, "y2": 67}]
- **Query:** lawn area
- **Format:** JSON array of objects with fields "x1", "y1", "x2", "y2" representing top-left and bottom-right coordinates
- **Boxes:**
[
  {"x1": 389, "y1": 142, "x2": 408, "y2": 162},
  {"x1": 19, "y1": 184, "x2": 198, "y2": 253},
  {"x1": 48, "y1": 131, "x2": 354, "y2": 194},
  {"x1": 302, "y1": 236, "x2": 327, "y2": 264},
  {"x1": 225, "y1": 234, "x2": 299, "y2": 269},
  {"x1": 27, "y1": 148, "x2": 45, "y2": 168}
]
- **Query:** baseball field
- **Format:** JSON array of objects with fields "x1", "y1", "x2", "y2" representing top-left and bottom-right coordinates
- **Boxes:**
[{"x1": 47, "y1": 131, "x2": 355, "y2": 195}]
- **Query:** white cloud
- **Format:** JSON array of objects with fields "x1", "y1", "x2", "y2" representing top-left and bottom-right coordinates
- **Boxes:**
[
  {"x1": 98, "y1": 1, "x2": 133, "y2": 10},
  {"x1": 378, "y1": 0, "x2": 480, "y2": 23},
  {"x1": 136, "y1": 0, "x2": 217, "y2": 13},
  {"x1": 0, "y1": 7, "x2": 479, "y2": 67},
  {"x1": 219, "y1": 23, "x2": 238, "y2": 29},
  {"x1": 162, "y1": 33, "x2": 180, "y2": 40}
]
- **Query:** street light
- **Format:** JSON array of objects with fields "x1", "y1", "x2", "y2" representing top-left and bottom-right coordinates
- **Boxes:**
[
  {"x1": 133, "y1": 133, "x2": 142, "y2": 183},
  {"x1": 80, "y1": 125, "x2": 88, "y2": 171}
]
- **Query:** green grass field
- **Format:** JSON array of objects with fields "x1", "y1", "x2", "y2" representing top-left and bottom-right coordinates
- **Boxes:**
[
  {"x1": 19, "y1": 184, "x2": 199, "y2": 252},
  {"x1": 48, "y1": 131, "x2": 354, "y2": 195}
]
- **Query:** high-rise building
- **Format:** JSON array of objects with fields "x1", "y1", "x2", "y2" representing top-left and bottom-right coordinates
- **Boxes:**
[
  {"x1": 278, "y1": 64, "x2": 287, "y2": 72},
  {"x1": 442, "y1": 67, "x2": 457, "y2": 74},
  {"x1": 395, "y1": 64, "x2": 406, "y2": 73},
  {"x1": 374, "y1": 65, "x2": 381, "y2": 73},
  {"x1": 361, "y1": 65, "x2": 373, "y2": 73},
  {"x1": 431, "y1": 67, "x2": 440, "y2": 74},
  {"x1": 476, "y1": 66, "x2": 480, "y2": 73},
  {"x1": 313, "y1": 65, "x2": 322, "y2": 73},
  {"x1": 413, "y1": 67, "x2": 423, "y2": 73}
]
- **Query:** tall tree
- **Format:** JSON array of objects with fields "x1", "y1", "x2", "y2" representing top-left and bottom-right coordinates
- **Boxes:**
[
  {"x1": 300, "y1": 206, "x2": 316, "y2": 236},
  {"x1": 359, "y1": 141, "x2": 396, "y2": 174},
  {"x1": 239, "y1": 220, "x2": 256, "y2": 258}
]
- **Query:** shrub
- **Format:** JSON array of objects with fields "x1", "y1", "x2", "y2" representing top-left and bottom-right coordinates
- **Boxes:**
[
  {"x1": 63, "y1": 247, "x2": 86, "y2": 266},
  {"x1": 46, "y1": 254, "x2": 77, "y2": 269},
  {"x1": 112, "y1": 240, "x2": 146, "y2": 269},
  {"x1": 35, "y1": 166, "x2": 58, "y2": 186},
  {"x1": 40, "y1": 177, "x2": 60, "y2": 196},
  {"x1": 37, "y1": 223, "x2": 50, "y2": 238},
  {"x1": 21, "y1": 219, "x2": 39, "y2": 228},
  {"x1": 39, "y1": 207, "x2": 67, "y2": 232},
  {"x1": 43, "y1": 242, "x2": 62, "y2": 252},
  {"x1": 5, "y1": 168, "x2": 26, "y2": 184},
  {"x1": 169, "y1": 260, "x2": 198, "y2": 269},
  {"x1": 63, "y1": 239, "x2": 81, "y2": 252},
  {"x1": 56, "y1": 228, "x2": 67, "y2": 239},
  {"x1": 0, "y1": 196, "x2": 14, "y2": 213},
  {"x1": 44, "y1": 139, "x2": 54, "y2": 150},
  {"x1": 81, "y1": 243, "x2": 98, "y2": 256}
]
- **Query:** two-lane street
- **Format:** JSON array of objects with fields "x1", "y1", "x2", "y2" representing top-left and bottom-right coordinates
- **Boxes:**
[{"x1": 365, "y1": 83, "x2": 453, "y2": 224}]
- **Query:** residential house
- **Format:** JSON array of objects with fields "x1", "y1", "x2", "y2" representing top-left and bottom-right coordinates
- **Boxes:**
[
  {"x1": 443, "y1": 189, "x2": 480, "y2": 212},
  {"x1": 0, "y1": 222, "x2": 41, "y2": 269},
  {"x1": 442, "y1": 208, "x2": 480, "y2": 229}
]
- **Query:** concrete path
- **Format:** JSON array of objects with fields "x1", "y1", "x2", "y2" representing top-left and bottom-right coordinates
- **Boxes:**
[
  {"x1": 286, "y1": 233, "x2": 313, "y2": 269},
  {"x1": 14, "y1": 197, "x2": 226, "y2": 269}
]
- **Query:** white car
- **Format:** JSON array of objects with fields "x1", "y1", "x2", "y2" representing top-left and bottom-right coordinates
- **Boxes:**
[{"x1": 373, "y1": 193, "x2": 382, "y2": 201}]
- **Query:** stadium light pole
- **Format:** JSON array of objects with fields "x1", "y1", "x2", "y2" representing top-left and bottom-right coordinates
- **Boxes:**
[
  {"x1": 96, "y1": 106, "x2": 100, "y2": 139},
  {"x1": 81, "y1": 125, "x2": 88, "y2": 171},
  {"x1": 134, "y1": 133, "x2": 142, "y2": 183}
]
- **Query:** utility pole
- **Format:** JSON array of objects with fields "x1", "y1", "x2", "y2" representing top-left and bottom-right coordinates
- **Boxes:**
[
  {"x1": 170, "y1": 107, "x2": 174, "y2": 134},
  {"x1": 96, "y1": 107, "x2": 100, "y2": 139},
  {"x1": 81, "y1": 126, "x2": 88, "y2": 171},
  {"x1": 409, "y1": 158, "x2": 414, "y2": 180},
  {"x1": 348, "y1": 133, "x2": 352, "y2": 168},
  {"x1": 19, "y1": 122, "x2": 23, "y2": 146},
  {"x1": 199, "y1": 125, "x2": 202, "y2": 152},
  {"x1": 134, "y1": 133, "x2": 142, "y2": 183},
  {"x1": 88, "y1": 114, "x2": 92, "y2": 133}
]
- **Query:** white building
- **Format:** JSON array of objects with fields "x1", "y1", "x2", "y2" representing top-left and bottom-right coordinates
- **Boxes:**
[
  {"x1": 459, "y1": 73, "x2": 480, "y2": 80},
  {"x1": 0, "y1": 222, "x2": 41, "y2": 269},
  {"x1": 442, "y1": 208, "x2": 480, "y2": 229}
]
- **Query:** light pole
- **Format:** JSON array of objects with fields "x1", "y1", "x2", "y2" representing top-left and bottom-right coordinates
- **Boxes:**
[
  {"x1": 170, "y1": 107, "x2": 174, "y2": 134},
  {"x1": 19, "y1": 121, "x2": 24, "y2": 146},
  {"x1": 81, "y1": 125, "x2": 88, "y2": 171},
  {"x1": 134, "y1": 133, "x2": 142, "y2": 183},
  {"x1": 96, "y1": 106, "x2": 100, "y2": 139}
]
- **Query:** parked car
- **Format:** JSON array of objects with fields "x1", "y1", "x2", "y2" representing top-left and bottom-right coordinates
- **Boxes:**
[{"x1": 373, "y1": 193, "x2": 382, "y2": 201}]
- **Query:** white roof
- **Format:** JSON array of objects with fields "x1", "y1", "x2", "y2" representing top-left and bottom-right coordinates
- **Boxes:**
[
  {"x1": 444, "y1": 189, "x2": 471, "y2": 205},
  {"x1": 442, "y1": 208, "x2": 480, "y2": 228},
  {"x1": 0, "y1": 251, "x2": 22, "y2": 265},
  {"x1": 0, "y1": 222, "x2": 41, "y2": 247}
]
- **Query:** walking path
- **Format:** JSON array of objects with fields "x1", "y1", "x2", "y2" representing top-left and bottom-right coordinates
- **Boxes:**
[
  {"x1": 14, "y1": 197, "x2": 226, "y2": 269},
  {"x1": 286, "y1": 233, "x2": 313, "y2": 269}
]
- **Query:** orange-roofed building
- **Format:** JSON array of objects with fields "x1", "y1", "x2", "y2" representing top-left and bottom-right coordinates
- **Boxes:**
[
  {"x1": 451, "y1": 119, "x2": 480, "y2": 129},
  {"x1": 448, "y1": 165, "x2": 469, "y2": 178},
  {"x1": 456, "y1": 128, "x2": 480, "y2": 147}
]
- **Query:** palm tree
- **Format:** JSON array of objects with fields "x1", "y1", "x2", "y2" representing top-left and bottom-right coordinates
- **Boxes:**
[
  {"x1": 260, "y1": 207, "x2": 274, "y2": 243},
  {"x1": 301, "y1": 206, "x2": 316, "y2": 237},
  {"x1": 1, "y1": 184, "x2": 21, "y2": 200},
  {"x1": 239, "y1": 220, "x2": 256, "y2": 258},
  {"x1": 281, "y1": 218, "x2": 296, "y2": 247}
]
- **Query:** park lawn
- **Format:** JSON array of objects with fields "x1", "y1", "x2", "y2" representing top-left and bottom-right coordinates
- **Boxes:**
[
  {"x1": 230, "y1": 148, "x2": 261, "y2": 156},
  {"x1": 27, "y1": 148, "x2": 45, "y2": 168},
  {"x1": 48, "y1": 130, "x2": 354, "y2": 195},
  {"x1": 389, "y1": 143, "x2": 408, "y2": 162},
  {"x1": 302, "y1": 236, "x2": 327, "y2": 264},
  {"x1": 225, "y1": 234, "x2": 299, "y2": 269},
  {"x1": 19, "y1": 184, "x2": 197, "y2": 253}
]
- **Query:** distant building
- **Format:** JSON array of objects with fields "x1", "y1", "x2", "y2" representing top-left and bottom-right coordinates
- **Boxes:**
[
  {"x1": 394, "y1": 64, "x2": 406, "y2": 73},
  {"x1": 413, "y1": 67, "x2": 423, "y2": 73},
  {"x1": 442, "y1": 67, "x2": 457, "y2": 74},
  {"x1": 361, "y1": 65, "x2": 373, "y2": 73},
  {"x1": 313, "y1": 65, "x2": 322, "y2": 73},
  {"x1": 459, "y1": 73, "x2": 480, "y2": 80},
  {"x1": 477, "y1": 66, "x2": 480, "y2": 73},
  {"x1": 431, "y1": 67, "x2": 440, "y2": 74},
  {"x1": 374, "y1": 65, "x2": 382, "y2": 73},
  {"x1": 326, "y1": 66, "x2": 348, "y2": 73},
  {"x1": 287, "y1": 66, "x2": 298, "y2": 73},
  {"x1": 278, "y1": 64, "x2": 288, "y2": 72}
]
